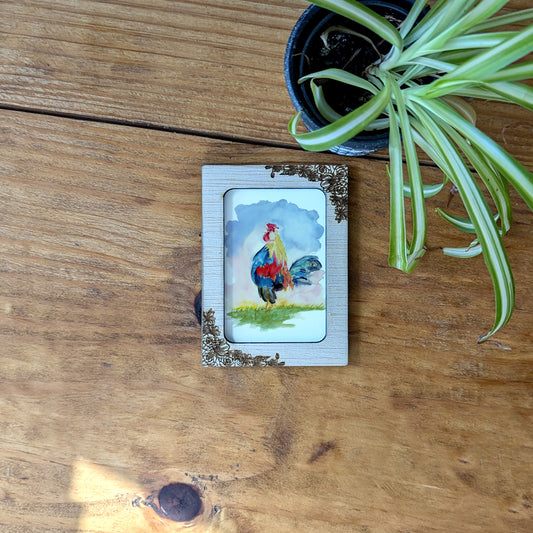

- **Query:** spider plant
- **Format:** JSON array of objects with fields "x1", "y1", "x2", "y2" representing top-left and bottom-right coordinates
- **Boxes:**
[{"x1": 288, "y1": 0, "x2": 533, "y2": 341}]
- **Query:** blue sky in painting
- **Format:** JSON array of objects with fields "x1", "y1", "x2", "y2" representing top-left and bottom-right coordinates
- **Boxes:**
[{"x1": 225, "y1": 199, "x2": 324, "y2": 258}]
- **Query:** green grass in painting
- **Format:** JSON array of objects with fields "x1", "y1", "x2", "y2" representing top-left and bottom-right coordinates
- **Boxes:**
[{"x1": 228, "y1": 304, "x2": 325, "y2": 330}]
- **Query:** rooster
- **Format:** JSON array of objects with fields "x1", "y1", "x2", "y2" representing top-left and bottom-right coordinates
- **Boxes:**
[{"x1": 251, "y1": 223, "x2": 322, "y2": 306}]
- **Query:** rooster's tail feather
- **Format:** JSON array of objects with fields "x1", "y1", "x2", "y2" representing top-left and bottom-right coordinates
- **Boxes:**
[{"x1": 289, "y1": 256, "x2": 322, "y2": 286}]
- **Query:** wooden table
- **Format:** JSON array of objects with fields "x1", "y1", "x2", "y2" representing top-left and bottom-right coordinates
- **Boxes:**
[{"x1": 0, "y1": 1, "x2": 532, "y2": 531}]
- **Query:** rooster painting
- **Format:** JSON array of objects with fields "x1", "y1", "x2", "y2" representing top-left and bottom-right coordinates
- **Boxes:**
[
  {"x1": 224, "y1": 189, "x2": 326, "y2": 342},
  {"x1": 251, "y1": 223, "x2": 322, "y2": 307}
]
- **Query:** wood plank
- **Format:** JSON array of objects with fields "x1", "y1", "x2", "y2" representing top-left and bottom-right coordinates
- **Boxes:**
[
  {"x1": 0, "y1": 0, "x2": 532, "y2": 166},
  {"x1": 0, "y1": 109, "x2": 532, "y2": 532}
]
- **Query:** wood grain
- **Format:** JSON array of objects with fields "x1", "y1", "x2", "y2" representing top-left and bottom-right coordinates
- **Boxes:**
[
  {"x1": 0, "y1": 110, "x2": 532, "y2": 532},
  {"x1": 0, "y1": 0, "x2": 532, "y2": 166}
]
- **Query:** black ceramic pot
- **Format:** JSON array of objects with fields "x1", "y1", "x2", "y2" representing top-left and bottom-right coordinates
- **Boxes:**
[{"x1": 284, "y1": 0, "x2": 418, "y2": 156}]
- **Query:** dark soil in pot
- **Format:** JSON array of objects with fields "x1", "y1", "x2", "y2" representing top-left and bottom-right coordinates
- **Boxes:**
[{"x1": 285, "y1": 0, "x2": 418, "y2": 156}]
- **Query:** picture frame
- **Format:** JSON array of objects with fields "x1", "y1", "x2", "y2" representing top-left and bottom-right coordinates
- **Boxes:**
[{"x1": 202, "y1": 164, "x2": 348, "y2": 366}]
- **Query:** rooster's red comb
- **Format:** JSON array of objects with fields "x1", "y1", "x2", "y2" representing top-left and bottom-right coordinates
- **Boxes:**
[{"x1": 266, "y1": 223, "x2": 278, "y2": 232}]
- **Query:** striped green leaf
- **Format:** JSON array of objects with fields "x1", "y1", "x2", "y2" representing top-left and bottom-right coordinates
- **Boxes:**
[
  {"x1": 436, "y1": 209, "x2": 501, "y2": 234},
  {"x1": 436, "y1": 209, "x2": 479, "y2": 234},
  {"x1": 309, "y1": 81, "x2": 342, "y2": 122},
  {"x1": 414, "y1": 97, "x2": 533, "y2": 211},
  {"x1": 409, "y1": 98, "x2": 515, "y2": 341},
  {"x1": 288, "y1": 83, "x2": 391, "y2": 151},
  {"x1": 389, "y1": 78, "x2": 426, "y2": 267},
  {"x1": 443, "y1": 242, "x2": 483, "y2": 258},
  {"x1": 426, "y1": 24, "x2": 533, "y2": 89},
  {"x1": 403, "y1": 181, "x2": 445, "y2": 199},
  {"x1": 401, "y1": 0, "x2": 510, "y2": 62},
  {"x1": 439, "y1": 121, "x2": 513, "y2": 233},
  {"x1": 484, "y1": 61, "x2": 533, "y2": 83},
  {"x1": 299, "y1": 68, "x2": 379, "y2": 95},
  {"x1": 309, "y1": 0, "x2": 402, "y2": 49},
  {"x1": 386, "y1": 94, "x2": 408, "y2": 271},
  {"x1": 467, "y1": 8, "x2": 533, "y2": 32}
]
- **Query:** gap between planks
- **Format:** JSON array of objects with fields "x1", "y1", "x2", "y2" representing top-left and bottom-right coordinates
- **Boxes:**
[{"x1": 0, "y1": 103, "x2": 435, "y2": 168}]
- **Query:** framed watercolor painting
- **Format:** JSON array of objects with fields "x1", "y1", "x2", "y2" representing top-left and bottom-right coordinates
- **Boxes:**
[{"x1": 202, "y1": 164, "x2": 348, "y2": 367}]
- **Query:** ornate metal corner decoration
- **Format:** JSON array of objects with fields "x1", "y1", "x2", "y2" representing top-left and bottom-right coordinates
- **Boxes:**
[
  {"x1": 202, "y1": 309, "x2": 285, "y2": 367},
  {"x1": 266, "y1": 164, "x2": 348, "y2": 222}
]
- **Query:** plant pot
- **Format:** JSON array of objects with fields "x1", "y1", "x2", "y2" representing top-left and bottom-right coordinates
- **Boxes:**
[{"x1": 284, "y1": 0, "x2": 418, "y2": 156}]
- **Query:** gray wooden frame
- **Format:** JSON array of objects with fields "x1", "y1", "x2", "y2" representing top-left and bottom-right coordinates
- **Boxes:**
[{"x1": 202, "y1": 164, "x2": 348, "y2": 367}]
